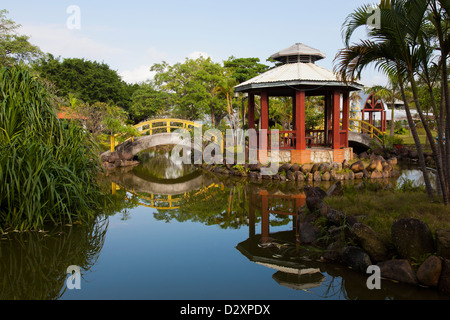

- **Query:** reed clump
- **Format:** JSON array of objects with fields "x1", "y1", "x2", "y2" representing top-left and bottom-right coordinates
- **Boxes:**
[{"x1": 0, "y1": 65, "x2": 104, "y2": 231}]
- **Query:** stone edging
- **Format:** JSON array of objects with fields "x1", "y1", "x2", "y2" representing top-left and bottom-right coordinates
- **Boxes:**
[{"x1": 301, "y1": 184, "x2": 450, "y2": 294}]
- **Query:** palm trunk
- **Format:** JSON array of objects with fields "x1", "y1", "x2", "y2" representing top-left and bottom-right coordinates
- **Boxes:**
[
  {"x1": 398, "y1": 66, "x2": 434, "y2": 198},
  {"x1": 410, "y1": 76, "x2": 447, "y2": 202},
  {"x1": 431, "y1": 0, "x2": 450, "y2": 199},
  {"x1": 427, "y1": 80, "x2": 449, "y2": 203},
  {"x1": 390, "y1": 104, "x2": 395, "y2": 137}
]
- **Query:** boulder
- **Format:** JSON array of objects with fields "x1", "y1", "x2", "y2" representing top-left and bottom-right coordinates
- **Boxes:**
[
  {"x1": 436, "y1": 229, "x2": 450, "y2": 260},
  {"x1": 278, "y1": 163, "x2": 292, "y2": 172},
  {"x1": 370, "y1": 171, "x2": 383, "y2": 179},
  {"x1": 328, "y1": 225, "x2": 354, "y2": 243},
  {"x1": 304, "y1": 186, "x2": 327, "y2": 200},
  {"x1": 311, "y1": 163, "x2": 320, "y2": 173},
  {"x1": 290, "y1": 163, "x2": 300, "y2": 172},
  {"x1": 301, "y1": 163, "x2": 313, "y2": 173},
  {"x1": 347, "y1": 171, "x2": 355, "y2": 180},
  {"x1": 295, "y1": 171, "x2": 305, "y2": 181},
  {"x1": 416, "y1": 255, "x2": 442, "y2": 287},
  {"x1": 354, "y1": 172, "x2": 364, "y2": 179},
  {"x1": 319, "y1": 163, "x2": 331, "y2": 173},
  {"x1": 248, "y1": 171, "x2": 261, "y2": 180},
  {"x1": 313, "y1": 171, "x2": 322, "y2": 181},
  {"x1": 331, "y1": 161, "x2": 342, "y2": 171},
  {"x1": 359, "y1": 151, "x2": 369, "y2": 159},
  {"x1": 350, "y1": 161, "x2": 365, "y2": 173},
  {"x1": 324, "y1": 241, "x2": 345, "y2": 262},
  {"x1": 391, "y1": 218, "x2": 435, "y2": 260},
  {"x1": 342, "y1": 159, "x2": 350, "y2": 170},
  {"x1": 298, "y1": 222, "x2": 319, "y2": 244},
  {"x1": 286, "y1": 170, "x2": 296, "y2": 181},
  {"x1": 351, "y1": 223, "x2": 390, "y2": 262},
  {"x1": 322, "y1": 171, "x2": 331, "y2": 181},
  {"x1": 108, "y1": 151, "x2": 120, "y2": 163},
  {"x1": 326, "y1": 208, "x2": 347, "y2": 226},
  {"x1": 304, "y1": 186, "x2": 327, "y2": 213},
  {"x1": 388, "y1": 158, "x2": 398, "y2": 167},
  {"x1": 326, "y1": 181, "x2": 343, "y2": 197},
  {"x1": 342, "y1": 246, "x2": 372, "y2": 273},
  {"x1": 377, "y1": 259, "x2": 418, "y2": 285},
  {"x1": 367, "y1": 159, "x2": 383, "y2": 172},
  {"x1": 101, "y1": 154, "x2": 109, "y2": 163},
  {"x1": 438, "y1": 259, "x2": 450, "y2": 293},
  {"x1": 249, "y1": 163, "x2": 262, "y2": 171}
]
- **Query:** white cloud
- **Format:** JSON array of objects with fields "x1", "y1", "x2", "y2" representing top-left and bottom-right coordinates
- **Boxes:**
[
  {"x1": 19, "y1": 23, "x2": 128, "y2": 62},
  {"x1": 146, "y1": 47, "x2": 169, "y2": 62},
  {"x1": 120, "y1": 65, "x2": 155, "y2": 84},
  {"x1": 188, "y1": 51, "x2": 211, "y2": 60}
]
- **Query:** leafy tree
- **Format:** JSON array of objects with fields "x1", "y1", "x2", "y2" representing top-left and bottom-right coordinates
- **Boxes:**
[
  {"x1": 0, "y1": 9, "x2": 42, "y2": 66},
  {"x1": 151, "y1": 57, "x2": 228, "y2": 124},
  {"x1": 334, "y1": 0, "x2": 449, "y2": 203},
  {"x1": 129, "y1": 81, "x2": 173, "y2": 123},
  {"x1": 224, "y1": 56, "x2": 270, "y2": 84},
  {"x1": 34, "y1": 55, "x2": 135, "y2": 110}
]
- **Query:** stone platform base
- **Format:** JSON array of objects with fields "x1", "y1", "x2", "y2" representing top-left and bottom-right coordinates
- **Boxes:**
[{"x1": 259, "y1": 148, "x2": 353, "y2": 165}]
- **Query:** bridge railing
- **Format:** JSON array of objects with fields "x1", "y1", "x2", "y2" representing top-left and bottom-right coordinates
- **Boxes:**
[
  {"x1": 111, "y1": 182, "x2": 222, "y2": 210},
  {"x1": 348, "y1": 118, "x2": 387, "y2": 145},
  {"x1": 110, "y1": 118, "x2": 223, "y2": 153}
]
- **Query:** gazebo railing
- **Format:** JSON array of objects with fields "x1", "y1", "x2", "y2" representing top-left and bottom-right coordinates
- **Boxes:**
[
  {"x1": 306, "y1": 129, "x2": 326, "y2": 147},
  {"x1": 258, "y1": 129, "x2": 338, "y2": 150},
  {"x1": 267, "y1": 131, "x2": 296, "y2": 150}
]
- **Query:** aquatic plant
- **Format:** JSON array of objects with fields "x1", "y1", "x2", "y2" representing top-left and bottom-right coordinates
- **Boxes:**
[{"x1": 0, "y1": 65, "x2": 104, "y2": 231}]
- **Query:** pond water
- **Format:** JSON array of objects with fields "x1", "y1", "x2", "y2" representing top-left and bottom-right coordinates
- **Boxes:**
[{"x1": 1, "y1": 149, "x2": 449, "y2": 301}]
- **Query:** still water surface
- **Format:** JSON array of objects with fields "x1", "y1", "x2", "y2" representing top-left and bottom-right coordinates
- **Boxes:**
[{"x1": 1, "y1": 150, "x2": 449, "y2": 300}]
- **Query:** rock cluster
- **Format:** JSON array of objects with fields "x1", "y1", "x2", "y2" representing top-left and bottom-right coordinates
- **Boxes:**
[
  {"x1": 361, "y1": 145, "x2": 435, "y2": 167},
  {"x1": 299, "y1": 185, "x2": 450, "y2": 293},
  {"x1": 201, "y1": 154, "x2": 400, "y2": 182},
  {"x1": 101, "y1": 151, "x2": 140, "y2": 170}
]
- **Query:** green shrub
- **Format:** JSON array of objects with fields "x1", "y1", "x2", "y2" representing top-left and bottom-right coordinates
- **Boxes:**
[{"x1": 0, "y1": 65, "x2": 104, "y2": 231}]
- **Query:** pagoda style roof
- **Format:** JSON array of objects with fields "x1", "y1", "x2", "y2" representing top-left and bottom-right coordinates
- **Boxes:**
[
  {"x1": 234, "y1": 62, "x2": 363, "y2": 93},
  {"x1": 270, "y1": 43, "x2": 326, "y2": 64}
]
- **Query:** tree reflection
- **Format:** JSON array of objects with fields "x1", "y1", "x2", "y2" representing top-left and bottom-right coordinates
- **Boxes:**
[{"x1": 0, "y1": 218, "x2": 108, "y2": 300}]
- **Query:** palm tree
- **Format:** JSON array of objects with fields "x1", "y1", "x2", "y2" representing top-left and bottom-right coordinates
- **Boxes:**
[{"x1": 334, "y1": 0, "x2": 438, "y2": 200}]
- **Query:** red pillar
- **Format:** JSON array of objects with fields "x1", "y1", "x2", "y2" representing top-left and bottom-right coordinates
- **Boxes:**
[
  {"x1": 260, "y1": 91, "x2": 269, "y2": 131},
  {"x1": 248, "y1": 93, "x2": 255, "y2": 129},
  {"x1": 342, "y1": 92, "x2": 350, "y2": 148},
  {"x1": 332, "y1": 90, "x2": 341, "y2": 149},
  {"x1": 260, "y1": 91, "x2": 269, "y2": 151},
  {"x1": 249, "y1": 192, "x2": 256, "y2": 239},
  {"x1": 261, "y1": 192, "x2": 269, "y2": 243},
  {"x1": 295, "y1": 90, "x2": 306, "y2": 150}
]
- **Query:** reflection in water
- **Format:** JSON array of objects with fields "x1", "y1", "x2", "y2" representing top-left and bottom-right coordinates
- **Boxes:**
[
  {"x1": 136, "y1": 149, "x2": 196, "y2": 180},
  {"x1": 3, "y1": 146, "x2": 448, "y2": 300},
  {"x1": 104, "y1": 151, "x2": 450, "y2": 299},
  {"x1": 0, "y1": 218, "x2": 108, "y2": 300}
]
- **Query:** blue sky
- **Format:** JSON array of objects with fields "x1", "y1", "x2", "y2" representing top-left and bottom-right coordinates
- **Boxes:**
[{"x1": 2, "y1": 0, "x2": 386, "y2": 86}]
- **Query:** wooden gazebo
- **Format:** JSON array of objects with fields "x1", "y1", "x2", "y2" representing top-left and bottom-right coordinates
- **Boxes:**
[{"x1": 234, "y1": 43, "x2": 363, "y2": 164}]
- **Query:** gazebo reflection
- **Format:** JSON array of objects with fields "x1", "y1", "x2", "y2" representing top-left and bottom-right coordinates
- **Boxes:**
[
  {"x1": 248, "y1": 189, "x2": 305, "y2": 243},
  {"x1": 237, "y1": 187, "x2": 326, "y2": 292}
]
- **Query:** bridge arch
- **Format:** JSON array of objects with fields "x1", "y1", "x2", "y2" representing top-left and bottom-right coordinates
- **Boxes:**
[
  {"x1": 103, "y1": 118, "x2": 223, "y2": 160},
  {"x1": 101, "y1": 132, "x2": 204, "y2": 160}
]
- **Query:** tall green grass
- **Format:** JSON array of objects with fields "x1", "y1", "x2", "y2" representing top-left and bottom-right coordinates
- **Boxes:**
[{"x1": 0, "y1": 65, "x2": 104, "y2": 231}]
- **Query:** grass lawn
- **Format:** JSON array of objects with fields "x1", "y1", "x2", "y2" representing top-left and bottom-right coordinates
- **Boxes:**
[
  {"x1": 324, "y1": 186, "x2": 450, "y2": 243},
  {"x1": 385, "y1": 128, "x2": 436, "y2": 153}
]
